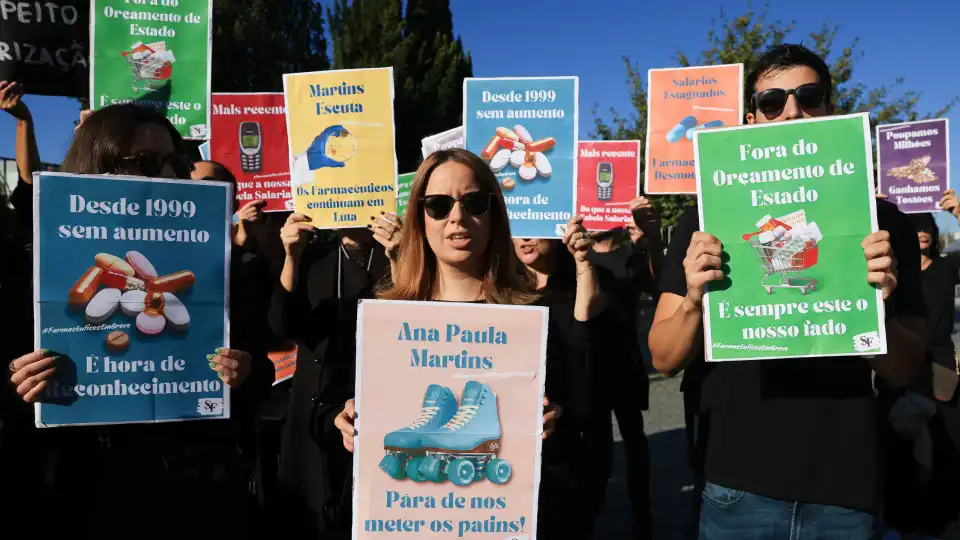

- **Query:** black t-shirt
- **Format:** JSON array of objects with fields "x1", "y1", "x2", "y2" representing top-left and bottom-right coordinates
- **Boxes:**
[
  {"x1": 661, "y1": 200, "x2": 925, "y2": 512},
  {"x1": 921, "y1": 257, "x2": 956, "y2": 369}
]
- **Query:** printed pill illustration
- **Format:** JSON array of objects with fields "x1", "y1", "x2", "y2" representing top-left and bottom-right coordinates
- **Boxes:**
[
  {"x1": 162, "y1": 293, "x2": 190, "y2": 330},
  {"x1": 86, "y1": 288, "x2": 122, "y2": 324},
  {"x1": 95, "y1": 253, "x2": 135, "y2": 277},
  {"x1": 144, "y1": 292, "x2": 166, "y2": 315},
  {"x1": 509, "y1": 150, "x2": 526, "y2": 169},
  {"x1": 148, "y1": 270, "x2": 195, "y2": 294},
  {"x1": 685, "y1": 120, "x2": 724, "y2": 140},
  {"x1": 514, "y1": 124, "x2": 533, "y2": 144},
  {"x1": 496, "y1": 127, "x2": 519, "y2": 141},
  {"x1": 136, "y1": 311, "x2": 166, "y2": 335},
  {"x1": 489, "y1": 149, "x2": 511, "y2": 172},
  {"x1": 101, "y1": 271, "x2": 145, "y2": 291},
  {"x1": 534, "y1": 152, "x2": 552, "y2": 177},
  {"x1": 481, "y1": 135, "x2": 501, "y2": 160},
  {"x1": 105, "y1": 331, "x2": 130, "y2": 353},
  {"x1": 120, "y1": 290, "x2": 147, "y2": 317},
  {"x1": 125, "y1": 251, "x2": 158, "y2": 279},
  {"x1": 666, "y1": 115, "x2": 698, "y2": 143},
  {"x1": 68, "y1": 266, "x2": 104, "y2": 307},
  {"x1": 501, "y1": 176, "x2": 516, "y2": 191}
]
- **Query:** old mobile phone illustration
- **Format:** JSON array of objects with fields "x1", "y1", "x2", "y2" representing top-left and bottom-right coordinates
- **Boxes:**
[
  {"x1": 239, "y1": 121, "x2": 262, "y2": 173},
  {"x1": 597, "y1": 162, "x2": 613, "y2": 201}
]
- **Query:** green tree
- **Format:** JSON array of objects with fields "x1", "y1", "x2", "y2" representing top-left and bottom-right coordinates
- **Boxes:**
[
  {"x1": 212, "y1": 0, "x2": 330, "y2": 92},
  {"x1": 328, "y1": 0, "x2": 472, "y2": 172},
  {"x1": 592, "y1": 2, "x2": 957, "y2": 229}
]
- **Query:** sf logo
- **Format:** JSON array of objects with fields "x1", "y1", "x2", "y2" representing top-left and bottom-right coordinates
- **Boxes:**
[
  {"x1": 859, "y1": 336, "x2": 874, "y2": 348},
  {"x1": 203, "y1": 400, "x2": 218, "y2": 412}
]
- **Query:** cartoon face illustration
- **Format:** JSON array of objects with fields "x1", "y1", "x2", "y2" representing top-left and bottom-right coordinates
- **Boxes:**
[
  {"x1": 305, "y1": 125, "x2": 358, "y2": 170},
  {"x1": 325, "y1": 129, "x2": 357, "y2": 162},
  {"x1": 887, "y1": 155, "x2": 938, "y2": 184}
]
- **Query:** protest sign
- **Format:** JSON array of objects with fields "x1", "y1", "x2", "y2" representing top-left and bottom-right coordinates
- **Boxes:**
[
  {"x1": 577, "y1": 140, "x2": 641, "y2": 231},
  {"x1": 876, "y1": 118, "x2": 951, "y2": 213},
  {"x1": 267, "y1": 341, "x2": 297, "y2": 385},
  {"x1": 211, "y1": 93, "x2": 293, "y2": 212},
  {"x1": 283, "y1": 67, "x2": 397, "y2": 228},
  {"x1": 353, "y1": 300, "x2": 547, "y2": 539},
  {"x1": 33, "y1": 172, "x2": 231, "y2": 426},
  {"x1": 422, "y1": 126, "x2": 464, "y2": 158},
  {"x1": 90, "y1": 0, "x2": 212, "y2": 140},
  {"x1": 464, "y1": 76, "x2": 578, "y2": 238},
  {"x1": 646, "y1": 64, "x2": 743, "y2": 195},
  {"x1": 0, "y1": 0, "x2": 88, "y2": 97},
  {"x1": 695, "y1": 113, "x2": 885, "y2": 361},
  {"x1": 396, "y1": 172, "x2": 415, "y2": 219}
]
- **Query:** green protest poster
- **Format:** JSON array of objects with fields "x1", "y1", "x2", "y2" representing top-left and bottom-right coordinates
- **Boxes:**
[
  {"x1": 695, "y1": 113, "x2": 886, "y2": 361},
  {"x1": 396, "y1": 172, "x2": 414, "y2": 219},
  {"x1": 90, "y1": 0, "x2": 213, "y2": 140}
]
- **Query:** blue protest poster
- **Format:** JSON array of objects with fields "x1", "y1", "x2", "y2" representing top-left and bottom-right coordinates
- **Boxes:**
[
  {"x1": 33, "y1": 172, "x2": 232, "y2": 427},
  {"x1": 464, "y1": 77, "x2": 578, "y2": 238}
]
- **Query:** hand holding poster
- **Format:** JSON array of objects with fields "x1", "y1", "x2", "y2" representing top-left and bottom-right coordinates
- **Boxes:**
[
  {"x1": 464, "y1": 77, "x2": 577, "y2": 238},
  {"x1": 695, "y1": 113, "x2": 885, "y2": 361},
  {"x1": 422, "y1": 126, "x2": 465, "y2": 158},
  {"x1": 646, "y1": 64, "x2": 743, "y2": 194},
  {"x1": 33, "y1": 172, "x2": 231, "y2": 426},
  {"x1": 577, "y1": 140, "x2": 641, "y2": 231},
  {"x1": 283, "y1": 67, "x2": 398, "y2": 228},
  {"x1": 211, "y1": 93, "x2": 293, "y2": 212},
  {"x1": 354, "y1": 300, "x2": 547, "y2": 539},
  {"x1": 0, "y1": 0, "x2": 88, "y2": 98},
  {"x1": 90, "y1": 0, "x2": 212, "y2": 139},
  {"x1": 876, "y1": 118, "x2": 950, "y2": 213}
]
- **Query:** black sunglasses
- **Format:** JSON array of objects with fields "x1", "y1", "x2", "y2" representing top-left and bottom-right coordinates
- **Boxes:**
[
  {"x1": 751, "y1": 83, "x2": 826, "y2": 116},
  {"x1": 421, "y1": 192, "x2": 492, "y2": 220},
  {"x1": 116, "y1": 151, "x2": 194, "y2": 178}
]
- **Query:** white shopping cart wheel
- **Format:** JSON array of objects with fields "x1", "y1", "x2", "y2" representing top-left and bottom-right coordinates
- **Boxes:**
[{"x1": 765, "y1": 286, "x2": 772, "y2": 294}]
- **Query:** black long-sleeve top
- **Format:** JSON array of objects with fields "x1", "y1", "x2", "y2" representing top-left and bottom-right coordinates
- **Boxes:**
[{"x1": 267, "y1": 236, "x2": 389, "y2": 536}]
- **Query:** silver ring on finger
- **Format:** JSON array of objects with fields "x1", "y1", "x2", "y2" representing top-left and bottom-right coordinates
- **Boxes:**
[{"x1": 8, "y1": 360, "x2": 17, "y2": 374}]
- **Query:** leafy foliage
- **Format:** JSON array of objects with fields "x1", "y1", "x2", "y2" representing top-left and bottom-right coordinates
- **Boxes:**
[
  {"x1": 592, "y1": 2, "x2": 957, "y2": 229},
  {"x1": 328, "y1": 0, "x2": 472, "y2": 173}
]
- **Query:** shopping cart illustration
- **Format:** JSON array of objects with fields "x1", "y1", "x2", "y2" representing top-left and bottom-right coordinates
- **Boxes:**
[
  {"x1": 121, "y1": 43, "x2": 174, "y2": 94},
  {"x1": 748, "y1": 236, "x2": 819, "y2": 295}
]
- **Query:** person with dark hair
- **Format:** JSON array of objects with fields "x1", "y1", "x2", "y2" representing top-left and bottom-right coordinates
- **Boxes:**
[
  {"x1": 267, "y1": 209, "x2": 399, "y2": 538},
  {"x1": 7, "y1": 104, "x2": 274, "y2": 537},
  {"x1": 581, "y1": 196, "x2": 663, "y2": 540},
  {"x1": 649, "y1": 44, "x2": 926, "y2": 538},
  {"x1": 192, "y1": 159, "x2": 267, "y2": 249},
  {"x1": 512, "y1": 233, "x2": 610, "y2": 539}
]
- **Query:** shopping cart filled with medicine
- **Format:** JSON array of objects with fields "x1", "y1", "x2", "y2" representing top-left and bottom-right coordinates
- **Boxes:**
[
  {"x1": 122, "y1": 42, "x2": 174, "y2": 94},
  {"x1": 746, "y1": 232, "x2": 819, "y2": 295}
]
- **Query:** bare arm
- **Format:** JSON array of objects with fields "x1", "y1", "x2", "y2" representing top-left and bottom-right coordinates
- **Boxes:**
[
  {"x1": 573, "y1": 262, "x2": 604, "y2": 321},
  {"x1": 0, "y1": 82, "x2": 39, "y2": 184},
  {"x1": 649, "y1": 292, "x2": 703, "y2": 375},
  {"x1": 648, "y1": 231, "x2": 723, "y2": 375},
  {"x1": 278, "y1": 214, "x2": 313, "y2": 292}
]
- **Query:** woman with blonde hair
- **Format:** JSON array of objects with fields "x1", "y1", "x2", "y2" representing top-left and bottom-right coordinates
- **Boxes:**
[{"x1": 330, "y1": 148, "x2": 604, "y2": 538}]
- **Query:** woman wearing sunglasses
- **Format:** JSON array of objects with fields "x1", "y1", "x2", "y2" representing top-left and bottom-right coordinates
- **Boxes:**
[
  {"x1": 333, "y1": 148, "x2": 603, "y2": 539},
  {"x1": 8, "y1": 103, "x2": 273, "y2": 537}
]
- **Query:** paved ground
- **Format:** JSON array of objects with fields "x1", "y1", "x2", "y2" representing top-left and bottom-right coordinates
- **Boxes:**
[{"x1": 594, "y1": 374, "x2": 696, "y2": 540}]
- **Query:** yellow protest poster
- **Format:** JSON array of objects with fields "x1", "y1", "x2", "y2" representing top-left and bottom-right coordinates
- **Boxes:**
[{"x1": 282, "y1": 67, "x2": 397, "y2": 228}]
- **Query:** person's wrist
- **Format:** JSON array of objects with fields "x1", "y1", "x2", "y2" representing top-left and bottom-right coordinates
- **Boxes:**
[{"x1": 681, "y1": 294, "x2": 702, "y2": 314}]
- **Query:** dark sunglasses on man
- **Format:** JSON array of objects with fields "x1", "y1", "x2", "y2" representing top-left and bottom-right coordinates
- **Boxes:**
[
  {"x1": 420, "y1": 192, "x2": 492, "y2": 220},
  {"x1": 115, "y1": 151, "x2": 194, "y2": 178},
  {"x1": 750, "y1": 83, "x2": 827, "y2": 117}
]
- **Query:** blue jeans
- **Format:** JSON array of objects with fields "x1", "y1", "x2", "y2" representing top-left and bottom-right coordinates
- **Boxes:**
[{"x1": 699, "y1": 482, "x2": 878, "y2": 540}]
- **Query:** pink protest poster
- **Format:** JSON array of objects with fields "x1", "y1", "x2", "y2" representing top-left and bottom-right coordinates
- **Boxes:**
[
  {"x1": 353, "y1": 300, "x2": 548, "y2": 539},
  {"x1": 577, "y1": 140, "x2": 641, "y2": 231}
]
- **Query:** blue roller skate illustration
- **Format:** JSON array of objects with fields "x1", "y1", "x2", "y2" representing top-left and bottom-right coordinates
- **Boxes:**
[
  {"x1": 379, "y1": 384, "x2": 457, "y2": 481},
  {"x1": 418, "y1": 381, "x2": 512, "y2": 486}
]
